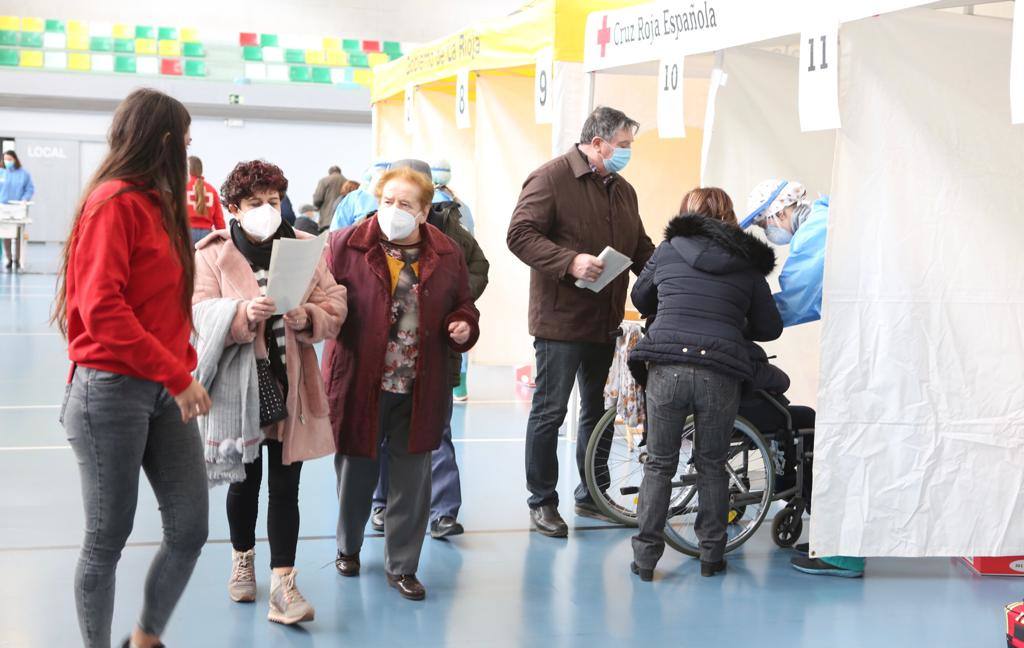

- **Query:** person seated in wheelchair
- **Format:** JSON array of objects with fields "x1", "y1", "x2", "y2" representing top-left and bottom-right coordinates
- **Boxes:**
[{"x1": 738, "y1": 342, "x2": 815, "y2": 509}]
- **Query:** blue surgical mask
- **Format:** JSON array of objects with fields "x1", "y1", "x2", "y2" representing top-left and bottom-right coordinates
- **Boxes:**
[
  {"x1": 765, "y1": 225, "x2": 793, "y2": 246},
  {"x1": 603, "y1": 146, "x2": 632, "y2": 175},
  {"x1": 3, "y1": 161, "x2": 13, "y2": 170}
]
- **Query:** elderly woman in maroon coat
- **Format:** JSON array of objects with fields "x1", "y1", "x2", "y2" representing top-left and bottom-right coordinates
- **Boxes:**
[{"x1": 323, "y1": 166, "x2": 479, "y2": 601}]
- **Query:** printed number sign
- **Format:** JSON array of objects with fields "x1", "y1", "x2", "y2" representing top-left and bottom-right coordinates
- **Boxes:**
[
  {"x1": 456, "y1": 70, "x2": 471, "y2": 129},
  {"x1": 799, "y1": 23, "x2": 841, "y2": 132},
  {"x1": 535, "y1": 48, "x2": 554, "y2": 124},
  {"x1": 657, "y1": 57, "x2": 686, "y2": 138},
  {"x1": 404, "y1": 85, "x2": 415, "y2": 134}
]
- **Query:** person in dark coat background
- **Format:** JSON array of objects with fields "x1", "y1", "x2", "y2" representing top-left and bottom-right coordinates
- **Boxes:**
[
  {"x1": 627, "y1": 187, "x2": 782, "y2": 582},
  {"x1": 322, "y1": 165, "x2": 479, "y2": 602}
]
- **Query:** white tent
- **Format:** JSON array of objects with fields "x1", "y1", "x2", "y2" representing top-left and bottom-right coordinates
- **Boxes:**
[{"x1": 583, "y1": 0, "x2": 1024, "y2": 557}]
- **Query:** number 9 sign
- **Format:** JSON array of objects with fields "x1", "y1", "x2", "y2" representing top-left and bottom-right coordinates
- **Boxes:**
[
  {"x1": 535, "y1": 48, "x2": 554, "y2": 124},
  {"x1": 456, "y1": 69, "x2": 471, "y2": 129}
]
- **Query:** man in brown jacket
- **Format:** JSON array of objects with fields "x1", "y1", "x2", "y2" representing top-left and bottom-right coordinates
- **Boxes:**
[
  {"x1": 312, "y1": 165, "x2": 347, "y2": 230},
  {"x1": 507, "y1": 106, "x2": 655, "y2": 538}
]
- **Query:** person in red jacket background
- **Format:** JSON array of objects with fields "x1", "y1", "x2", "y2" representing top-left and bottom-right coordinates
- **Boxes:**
[
  {"x1": 188, "y1": 155, "x2": 226, "y2": 245},
  {"x1": 52, "y1": 88, "x2": 212, "y2": 648}
]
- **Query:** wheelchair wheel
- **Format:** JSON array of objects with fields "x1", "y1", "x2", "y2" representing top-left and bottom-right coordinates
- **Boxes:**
[
  {"x1": 663, "y1": 416, "x2": 775, "y2": 558},
  {"x1": 584, "y1": 405, "x2": 690, "y2": 527},
  {"x1": 771, "y1": 507, "x2": 803, "y2": 548}
]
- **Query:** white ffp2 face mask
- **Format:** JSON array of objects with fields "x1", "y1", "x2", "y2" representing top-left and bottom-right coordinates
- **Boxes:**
[
  {"x1": 377, "y1": 205, "x2": 418, "y2": 241},
  {"x1": 238, "y1": 203, "x2": 282, "y2": 241}
]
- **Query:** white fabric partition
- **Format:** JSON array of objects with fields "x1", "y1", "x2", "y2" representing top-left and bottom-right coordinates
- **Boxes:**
[
  {"x1": 811, "y1": 10, "x2": 1024, "y2": 557},
  {"x1": 702, "y1": 46, "x2": 836, "y2": 408}
]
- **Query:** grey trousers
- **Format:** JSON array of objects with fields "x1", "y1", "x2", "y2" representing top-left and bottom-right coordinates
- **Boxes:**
[
  {"x1": 62, "y1": 367, "x2": 209, "y2": 648},
  {"x1": 633, "y1": 362, "x2": 740, "y2": 567},
  {"x1": 335, "y1": 391, "x2": 431, "y2": 575}
]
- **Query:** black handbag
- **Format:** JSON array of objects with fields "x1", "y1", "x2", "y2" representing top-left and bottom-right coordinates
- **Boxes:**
[{"x1": 256, "y1": 357, "x2": 288, "y2": 427}]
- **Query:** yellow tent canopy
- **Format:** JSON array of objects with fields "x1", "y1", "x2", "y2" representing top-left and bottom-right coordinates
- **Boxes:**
[{"x1": 372, "y1": 0, "x2": 647, "y2": 102}]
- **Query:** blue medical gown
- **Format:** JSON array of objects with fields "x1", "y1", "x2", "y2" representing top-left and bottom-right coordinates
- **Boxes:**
[
  {"x1": 775, "y1": 197, "x2": 829, "y2": 327},
  {"x1": 330, "y1": 188, "x2": 379, "y2": 231}
]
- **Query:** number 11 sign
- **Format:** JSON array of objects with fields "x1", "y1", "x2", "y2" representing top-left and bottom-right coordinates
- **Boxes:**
[{"x1": 799, "y1": 22, "x2": 841, "y2": 132}]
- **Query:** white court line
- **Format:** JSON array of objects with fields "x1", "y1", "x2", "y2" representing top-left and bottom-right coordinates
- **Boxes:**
[
  {"x1": 0, "y1": 333, "x2": 60, "y2": 337},
  {"x1": 0, "y1": 405, "x2": 60, "y2": 410},
  {"x1": 0, "y1": 437, "x2": 573, "y2": 452}
]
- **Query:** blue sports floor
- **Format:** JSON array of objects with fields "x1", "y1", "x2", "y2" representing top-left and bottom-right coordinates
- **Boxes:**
[{"x1": 0, "y1": 270, "x2": 1018, "y2": 647}]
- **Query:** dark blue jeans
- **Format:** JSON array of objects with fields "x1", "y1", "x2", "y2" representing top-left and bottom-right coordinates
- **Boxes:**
[
  {"x1": 632, "y1": 362, "x2": 741, "y2": 566},
  {"x1": 62, "y1": 367, "x2": 209, "y2": 647},
  {"x1": 374, "y1": 392, "x2": 461, "y2": 521},
  {"x1": 524, "y1": 338, "x2": 615, "y2": 509}
]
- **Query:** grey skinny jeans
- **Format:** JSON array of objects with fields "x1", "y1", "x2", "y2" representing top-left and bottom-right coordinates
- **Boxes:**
[
  {"x1": 632, "y1": 362, "x2": 741, "y2": 567},
  {"x1": 62, "y1": 367, "x2": 209, "y2": 648}
]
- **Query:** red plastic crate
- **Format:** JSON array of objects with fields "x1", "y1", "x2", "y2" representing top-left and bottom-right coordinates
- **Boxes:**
[
  {"x1": 239, "y1": 32, "x2": 258, "y2": 47},
  {"x1": 362, "y1": 40, "x2": 381, "y2": 53},
  {"x1": 961, "y1": 556, "x2": 1024, "y2": 576},
  {"x1": 161, "y1": 58, "x2": 182, "y2": 76}
]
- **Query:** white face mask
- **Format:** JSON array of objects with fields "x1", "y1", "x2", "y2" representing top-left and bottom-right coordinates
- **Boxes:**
[
  {"x1": 238, "y1": 203, "x2": 281, "y2": 242},
  {"x1": 377, "y1": 204, "x2": 418, "y2": 241}
]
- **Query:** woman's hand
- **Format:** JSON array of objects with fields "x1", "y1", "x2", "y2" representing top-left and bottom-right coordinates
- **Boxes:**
[
  {"x1": 174, "y1": 379, "x2": 212, "y2": 423},
  {"x1": 448, "y1": 320, "x2": 471, "y2": 345},
  {"x1": 284, "y1": 307, "x2": 310, "y2": 331},
  {"x1": 246, "y1": 297, "x2": 276, "y2": 324}
]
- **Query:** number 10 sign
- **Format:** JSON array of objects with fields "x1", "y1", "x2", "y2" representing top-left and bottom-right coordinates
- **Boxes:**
[
  {"x1": 799, "y1": 22, "x2": 841, "y2": 132},
  {"x1": 657, "y1": 57, "x2": 686, "y2": 139}
]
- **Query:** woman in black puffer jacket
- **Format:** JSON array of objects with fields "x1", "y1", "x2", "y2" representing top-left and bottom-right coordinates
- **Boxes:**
[{"x1": 629, "y1": 187, "x2": 783, "y2": 581}]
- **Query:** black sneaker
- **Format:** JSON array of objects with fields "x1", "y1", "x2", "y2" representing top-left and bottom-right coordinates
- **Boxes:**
[
  {"x1": 430, "y1": 516, "x2": 465, "y2": 539},
  {"x1": 793, "y1": 542, "x2": 810, "y2": 556},
  {"x1": 791, "y1": 556, "x2": 863, "y2": 578},
  {"x1": 574, "y1": 500, "x2": 613, "y2": 523},
  {"x1": 371, "y1": 507, "x2": 385, "y2": 533}
]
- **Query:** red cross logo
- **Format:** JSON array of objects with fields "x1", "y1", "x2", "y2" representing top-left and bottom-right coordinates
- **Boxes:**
[{"x1": 597, "y1": 15, "x2": 611, "y2": 57}]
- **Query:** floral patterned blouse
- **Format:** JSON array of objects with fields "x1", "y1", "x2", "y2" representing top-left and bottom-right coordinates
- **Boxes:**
[{"x1": 381, "y1": 241, "x2": 421, "y2": 394}]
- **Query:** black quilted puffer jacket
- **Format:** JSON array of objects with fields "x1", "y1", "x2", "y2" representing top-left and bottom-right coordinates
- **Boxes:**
[{"x1": 629, "y1": 213, "x2": 783, "y2": 380}]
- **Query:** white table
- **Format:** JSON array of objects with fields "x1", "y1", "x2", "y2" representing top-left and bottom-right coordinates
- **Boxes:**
[{"x1": 0, "y1": 202, "x2": 33, "y2": 272}]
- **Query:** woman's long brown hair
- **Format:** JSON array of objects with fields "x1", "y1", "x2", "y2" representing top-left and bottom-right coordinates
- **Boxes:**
[
  {"x1": 53, "y1": 88, "x2": 194, "y2": 337},
  {"x1": 188, "y1": 155, "x2": 208, "y2": 216}
]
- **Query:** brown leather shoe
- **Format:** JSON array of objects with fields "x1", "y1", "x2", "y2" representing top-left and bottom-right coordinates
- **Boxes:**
[
  {"x1": 530, "y1": 504, "x2": 568, "y2": 538},
  {"x1": 386, "y1": 573, "x2": 426, "y2": 601},
  {"x1": 335, "y1": 551, "x2": 360, "y2": 577}
]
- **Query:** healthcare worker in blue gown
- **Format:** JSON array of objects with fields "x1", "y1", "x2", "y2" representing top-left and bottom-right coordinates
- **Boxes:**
[
  {"x1": 330, "y1": 159, "x2": 389, "y2": 231},
  {"x1": 744, "y1": 178, "x2": 864, "y2": 579}
]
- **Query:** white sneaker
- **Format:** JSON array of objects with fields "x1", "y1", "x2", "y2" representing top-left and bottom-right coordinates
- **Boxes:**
[
  {"x1": 268, "y1": 570, "x2": 315, "y2": 625},
  {"x1": 228, "y1": 549, "x2": 257, "y2": 603}
]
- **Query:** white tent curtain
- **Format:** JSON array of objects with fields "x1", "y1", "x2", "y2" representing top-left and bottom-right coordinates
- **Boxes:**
[
  {"x1": 701, "y1": 46, "x2": 836, "y2": 408},
  {"x1": 812, "y1": 9, "x2": 1024, "y2": 557}
]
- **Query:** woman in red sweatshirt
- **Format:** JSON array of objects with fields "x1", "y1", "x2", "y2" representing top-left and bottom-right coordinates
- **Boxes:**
[
  {"x1": 187, "y1": 155, "x2": 225, "y2": 245},
  {"x1": 53, "y1": 88, "x2": 212, "y2": 648}
]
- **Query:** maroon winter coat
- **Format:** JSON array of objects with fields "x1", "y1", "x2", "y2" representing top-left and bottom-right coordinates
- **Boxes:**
[{"x1": 321, "y1": 216, "x2": 480, "y2": 457}]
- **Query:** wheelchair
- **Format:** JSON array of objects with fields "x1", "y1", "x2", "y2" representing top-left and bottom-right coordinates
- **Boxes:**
[{"x1": 583, "y1": 388, "x2": 813, "y2": 558}]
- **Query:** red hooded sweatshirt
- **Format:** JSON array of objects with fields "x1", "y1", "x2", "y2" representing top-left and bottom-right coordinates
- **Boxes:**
[{"x1": 66, "y1": 180, "x2": 197, "y2": 395}]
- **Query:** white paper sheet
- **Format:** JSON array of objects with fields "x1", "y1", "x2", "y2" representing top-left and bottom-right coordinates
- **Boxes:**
[
  {"x1": 265, "y1": 235, "x2": 327, "y2": 315},
  {"x1": 575, "y1": 246, "x2": 632, "y2": 293}
]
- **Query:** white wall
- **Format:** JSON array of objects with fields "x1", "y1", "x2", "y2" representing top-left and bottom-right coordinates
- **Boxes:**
[
  {"x1": 0, "y1": 107, "x2": 371, "y2": 218},
  {"x1": 11, "y1": 0, "x2": 524, "y2": 44}
]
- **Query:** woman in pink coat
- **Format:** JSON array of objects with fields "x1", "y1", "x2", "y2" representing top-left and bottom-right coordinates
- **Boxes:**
[{"x1": 193, "y1": 160, "x2": 346, "y2": 626}]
